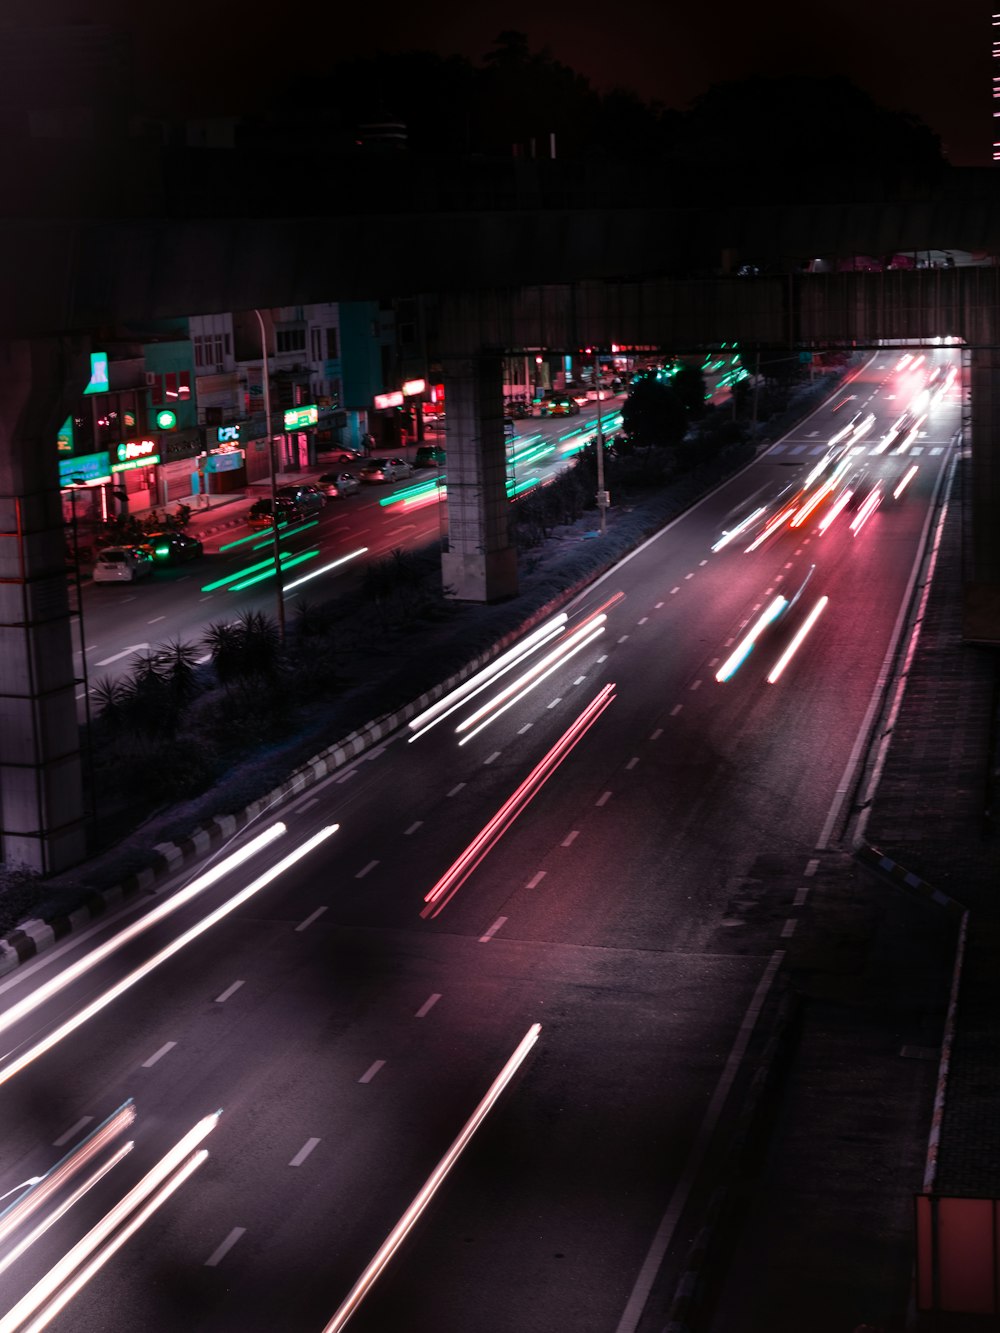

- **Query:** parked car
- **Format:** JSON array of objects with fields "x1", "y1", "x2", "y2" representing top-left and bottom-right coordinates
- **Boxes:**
[
  {"x1": 277, "y1": 483, "x2": 325, "y2": 513},
  {"x1": 414, "y1": 445, "x2": 446, "y2": 468},
  {"x1": 246, "y1": 497, "x2": 302, "y2": 530},
  {"x1": 318, "y1": 447, "x2": 364, "y2": 465},
  {"x1": 140, "y1": 531, "x2": 203, "y2": 565},
  {"x1": 358, "y1": 457, "x2": 414, "y2": 484},
  {"x1": 317, "y1": 470, "x2": 361, "y2": 498},
  {"x1": 424, "y1": 414, "x2": 447, "y2": 433},
  {"x1": 540, "y1": 396, "x2": 580, "y2": 417},
  {"x1": 92, "y1": 545, "x2": 155, "y2": 584}
]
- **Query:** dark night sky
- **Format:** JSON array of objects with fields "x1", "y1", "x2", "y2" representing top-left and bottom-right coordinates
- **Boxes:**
[{"x1": 9, "y1": 0, "x2": 994, "y2": 165}]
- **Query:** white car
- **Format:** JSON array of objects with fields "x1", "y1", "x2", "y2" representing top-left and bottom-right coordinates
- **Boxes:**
[
  {"x1": 359, "y1": 457, "x2": 414, "y2": 484},
  {"x1": 93, "y1": 545, "x2": 155, "y2": 584}
]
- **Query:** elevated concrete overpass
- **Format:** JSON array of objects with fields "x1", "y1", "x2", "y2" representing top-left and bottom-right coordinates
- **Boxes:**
[{"x1": 3, "y1": 163, "x2": 1000, "y2": 871}]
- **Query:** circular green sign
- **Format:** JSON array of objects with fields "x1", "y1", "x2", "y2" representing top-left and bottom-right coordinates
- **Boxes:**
[{"x1": 156, "y1": 409, "x2": 177, "y2": 430}]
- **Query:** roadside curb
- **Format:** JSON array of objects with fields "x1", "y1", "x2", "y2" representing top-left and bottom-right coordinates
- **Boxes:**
[
  {"x1": 854, "y1": 843, "x2": 967, "y2": 916},
  {"x1": 0, "y1": 567, "x2": 600, "y2": 981}
]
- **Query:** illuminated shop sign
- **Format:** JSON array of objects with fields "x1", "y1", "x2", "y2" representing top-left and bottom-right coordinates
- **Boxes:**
[
  {"x1": 217, "y1": 424, "x2": 241, "y2": 444},
  {"x1": 373, "y1": 390, "x2": 404, "y2": 410},
  {"x1": 83, "y1": 351, "x2": 109, "y2": 395},
  {"x1": 112, "y1": 438, "x2": 160, "y2": 472},
  {"x1": 402, "y1": 378, "x2": 426, "y2": 397},
  {"x1": 283, "y1": 405, "x2": 318, "y2": 430},
  {"x1": 156, "y1": 409, "x2": 177, "y2": 429},
  {"x1": 59, "y1": 452, "x2": 111, "y2": 487}
]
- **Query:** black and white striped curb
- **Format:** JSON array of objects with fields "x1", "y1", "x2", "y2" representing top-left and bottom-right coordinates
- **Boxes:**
[
  {"x1": 854, "y1": 843, "x2": 967, "y2": 916},
  {"x1": 0, "y1": 574, "x2": 599, "y2": 980}
]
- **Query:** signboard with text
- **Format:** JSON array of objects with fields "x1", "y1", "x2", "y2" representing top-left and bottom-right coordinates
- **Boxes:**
[{"x1": 283, "y1": 405, "x2": 318, "y2": 430}]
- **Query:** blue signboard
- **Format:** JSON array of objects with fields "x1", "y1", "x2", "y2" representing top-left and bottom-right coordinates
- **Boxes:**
[{"x1": 59, "y1": 451, "x2": 111, "y2": 487}]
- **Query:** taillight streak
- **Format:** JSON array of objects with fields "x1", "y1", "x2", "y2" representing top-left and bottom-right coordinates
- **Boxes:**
[{"x1": 421, "y1": 685, "x2": 616, "y2": 918}]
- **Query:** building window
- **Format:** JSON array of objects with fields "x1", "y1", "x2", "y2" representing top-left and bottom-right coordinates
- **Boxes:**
[
  {"x1": 326, "y1": 327, "x2": 338, "y2": 359},
  {"x1": 193, "y1": 332, "x2": 230, "y2": 369},
  {"x1": 276, "y1": 327, "x2": 306, "y2": 355},
  {"x1": 149, "y1": 371, "x2": 191, "y2": 405},
  {"x1": 310, "y1": 328, "x2": 323, "y2": 362}
]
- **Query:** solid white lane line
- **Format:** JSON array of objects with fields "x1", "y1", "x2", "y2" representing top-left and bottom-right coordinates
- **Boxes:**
[
  {"x1": 781, "y1": 919, "x2": 797, "y2": 938},
  {"x1": 526, "y1": 871, "x2": 546, "y2": 889},
  {"x1": 142, "y1": 1042, "x2": 176, "y2": 1069},
  {"x1": 356, "y1": 861, "x2": 379, "y2": 879},
  {"x1": 616, "y1": 951, "x2": 784, "y2": 1333},
  {"x1": 479, "y1": 916, "x2": 507, "y2": 943},
  {"x1": 53, "y1": 1117, "x2": 93, "y2": 1148},
  {"x1": 290, "y1": 1138, "x2": 321, "y2": 1168},
  {"x1": 793, "y1": 888, "x2": 809, "y2": 907},
  {"x1": 626, "y1": 757, "x2": 639, "y2": 770},
  {"x1": 296, "y1": 907, "x2": 327, "y2": 932},
  {"x1": 404, "y1": 821, "x2": 423, "y2": 836},
  {"x1": 650, "y1": 728, "x2": 663, "y2": 739},
  {"x1": 484, "y1": 751, "x2": 501, "y2": 765},
  {"x1": 359, "y1": 1060, "x2": 385, "y2": 1084},
  {"x1": 215, "y1": 981, "x2": 244, "y2": 1004},
  {"x1": 596, "y1": 791, "x2": 612, "y2": 807},
  {"x1": 447, "y1": 783, "x2": 466, "y2": 797},
  {"x1": 205, "y1": 1227, "x2": 245, "y2": 1268},
  {"x1": 561, "y1": 831, "x2": 579, "y2": 847},
  {"x1": 415, "y1": 994, "x2": 441, "y2": 1018}
]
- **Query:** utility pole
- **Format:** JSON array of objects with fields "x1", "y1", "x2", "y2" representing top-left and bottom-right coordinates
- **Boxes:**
[
  {"x1": 254, "y1": 308, "x2": 286, "y2": 641},
  {"x1": 594, "y1": 350, "x2": 608, "y2": 536}
]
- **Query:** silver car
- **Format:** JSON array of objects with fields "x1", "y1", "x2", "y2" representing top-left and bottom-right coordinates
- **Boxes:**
[
  {"x1": 317, "y1": 471, "x2": 361, "y2": 499},
  {"x1": 359, "y1": 457, "x2": 414, "y2": 484},
  {"x1": 92, "y1": 545, "x2": 155, "y2": 583}
]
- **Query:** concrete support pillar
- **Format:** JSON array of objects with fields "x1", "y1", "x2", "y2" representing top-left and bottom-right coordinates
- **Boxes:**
[
  {"x1": 964, "y1": 348, "x2": 1000, "y2": 642},
  {"x1": 0, "y1": 338, "x2": 88, "y2": 871},
  {"x1": 440, "y1": 353, "x2": 518, "y2": 602}
]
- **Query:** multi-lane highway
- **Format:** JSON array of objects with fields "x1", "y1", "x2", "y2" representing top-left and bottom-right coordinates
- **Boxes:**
[{"x1": 0, "y1": 350, "x2": 957, "y2": 1331}]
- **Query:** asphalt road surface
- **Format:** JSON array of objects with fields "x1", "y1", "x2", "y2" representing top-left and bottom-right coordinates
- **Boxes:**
[{"x1": 0, "y1": 350, "x2": 959, "y2": 1331}]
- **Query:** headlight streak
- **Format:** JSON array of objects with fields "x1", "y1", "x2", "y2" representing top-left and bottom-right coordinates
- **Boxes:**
[
  {"x1": 849, "y1": 486, "x2": 883, "y2": 535},
  {"x1": 892, "y1": 420, "x2": 924, "y2": 455},
  {"x1": 0, "y1": 1143, "x2": 133, "y2": 1283},
  {"x1": 283, "y1": 547, "x2": 368, "y2": 593},
  {"x1": 711, "y1": 506, "x2": 766, "y2": 552},
  {"x1": 817, "y1": 489, "x2": 853, "y2": 533},
  {"x1": 408, "y1": 614, "x2": 569, "y2": 741},
  {"x1": 456, "y1": 622, "x2": 607, "y2": 745},
  {"x1": 766, "y1": 596, "x2": 830, "y2": 684},
  {"x1": 0, "y1": 824, "x2": 286, "y2": 1046},
  {"x1": 715, "y1": 596, "x2": 788, "y2": 682},
  {"x1": 0, "y1": 1114, "x2": 219, "y2": 1333},
  {"x1": 893, "y1": 465, "x2": 919, "y2": 499},
  {"x1": 0, "y1": 1102, "x2": 136, "y2": 1253},
  {"x1": 321, "y1": 1023, "x2": 541, "y2": 1333},
  {"x1": 0, "y1": 828, "x2": 337, "y2": 1089},
  {"x1": 421, "y1": 685, "x2": 616, "y2": 919}
]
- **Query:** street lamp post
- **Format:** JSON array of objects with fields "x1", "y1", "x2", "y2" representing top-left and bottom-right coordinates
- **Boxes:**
[
  {"x1": 254, "y1": 309, "x2": 286, "y2": 642},
  {"x1": 593, "y1": 350, "x2": 608, "y2": 537},
  {"x1": 66, "y1": 478, "x2": 96, "y2": 827}
]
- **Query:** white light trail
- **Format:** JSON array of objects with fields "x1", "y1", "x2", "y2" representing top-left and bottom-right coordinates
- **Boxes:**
[
  {"x1": 0, "y1": 1113, "x2": 220, "y2": 1332},
  {"x1": 817, "y1": 489, "x2": 853, "y2": 533},
  {"x1": 744, "y1": 504, "x2": 798, "y2": 553},
  {"x1": 893, "y1": 465, "x2": 919, "y2": 499},
  {"x1": 408, "y1": 614, "x2": 569, "y2": 740},
  {"x1": 0, "y1": 828, "x2": 337, "y2": 1090},
  {"x1": 849, "y1": 486, "x2": 883, "y2": 535},
  {"x1": 321, "y1": 1024, "x2": 542, "y2": 1333},
  {"x1": 711, "y1": 506, "x2": 766, "y2": 552},
  {"x1": 767, "y1": 596, "x2": 829, "y2": 684},
  {"x1": 715, "y1": 596, "x2": 788, "y2": 682},
  {"x1": 455, "y1": 618, "x2": 607, "y2": 743},
  {"x1": 284, "y1": 547, "x2": 368, "y2": 593},
  {"x1": 0, "y1": 825, "x2": 286, "y2": 1046}
]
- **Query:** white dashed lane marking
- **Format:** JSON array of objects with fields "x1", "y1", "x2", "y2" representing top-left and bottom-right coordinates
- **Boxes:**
[
  {"x1": 479, "y1": 916, "x2": 507, "y2": 943},
  {"x1": 356, "y1": 860, "x2": 379, "y2": 879},
  {"x1": 595, "y1": 791, "x2": 612, "y2": 807},
  {"x1": 561, "y1": 830, "x2": 579, "y2": 847},
  {"x1": 359, "y1": 1060, "x2": 385, "y2": 1084},
  {"x1": 205, "y1": 1228, "x2": 245, "y2": 1268},
  {"x1": 415, "y1": 993, "x2": 441, "y2": 1018},
  {"x1": 215, "y1": 981, "x2": 244, "y2": 1004},
  {"x1": 295, "y1": 907, "x2": 327, "y2": 932},
  {"x1": 526, "y1": 871, "x2": 546, "y2": 889},
  {"x1": 289, "y1": 1138, "x2": 320, "y2": 1167},
  {"x1": 142, "y1": 1041, "x2": 176, "y2": 1069}
]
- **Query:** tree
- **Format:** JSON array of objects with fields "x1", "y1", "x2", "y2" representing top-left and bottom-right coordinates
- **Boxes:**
[{"x1": 622, "y1": 372, "x2": 688, "y2": 449}]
